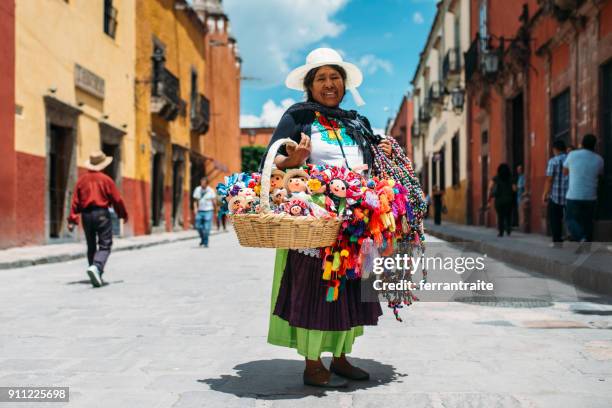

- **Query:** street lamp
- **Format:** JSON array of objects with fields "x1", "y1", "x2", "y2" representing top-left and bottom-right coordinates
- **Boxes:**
[
  {"x1": 481, "y1": 50, "x2": 500, "y2": 75},
  {"x1": 451, "y1": 87, "x2": 465, "y2": 112}
]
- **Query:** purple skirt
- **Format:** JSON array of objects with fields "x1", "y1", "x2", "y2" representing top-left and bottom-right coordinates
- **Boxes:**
[{"x1": 273, "y1": 250, "x2": 382, "y2": 331}]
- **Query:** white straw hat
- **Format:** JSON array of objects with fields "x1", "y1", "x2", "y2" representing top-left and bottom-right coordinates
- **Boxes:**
[
  {"x1": 85, "y1": 150, "x2": 113, "y2": 171},
  {"x1": 285, "y1": 48, "x2": 366, "y2": 106}
]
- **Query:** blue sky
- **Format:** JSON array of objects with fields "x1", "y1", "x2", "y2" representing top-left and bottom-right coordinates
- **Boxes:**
[{"x1": 223, "y1": 0, "x2": 437, "y2": 132}]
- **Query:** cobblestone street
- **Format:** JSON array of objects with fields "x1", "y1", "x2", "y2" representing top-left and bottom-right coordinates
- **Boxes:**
[{"x1": 1, "y1": 231, "x2": 612, "y2": 407}]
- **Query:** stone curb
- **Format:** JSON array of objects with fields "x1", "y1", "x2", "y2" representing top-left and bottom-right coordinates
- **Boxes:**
[
  {"x1": 425, "y1": 226, "x2": 612, "y2": 296},
  {"x1": 0, "y1": 231, "x2": 225, "y2": 270}
]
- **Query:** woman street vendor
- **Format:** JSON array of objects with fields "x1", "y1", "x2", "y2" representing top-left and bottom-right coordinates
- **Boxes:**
[{"x1": 264, "y1": 48, "x2": 393, "y2": 388}]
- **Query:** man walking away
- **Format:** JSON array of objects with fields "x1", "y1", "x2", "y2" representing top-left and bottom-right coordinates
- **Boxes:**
[
  {"x1": 68, "y1": 151, "x2": 128, "y2": 287},
  {"x1": 563, "y1": 134, "x2": 604, "y2": 242},
  {"x1": 193, "y1": 177, "x2": 216, "y2": 247},
  {"x1": 543, "y1": 140, "x2": 568, "y2": 246}
]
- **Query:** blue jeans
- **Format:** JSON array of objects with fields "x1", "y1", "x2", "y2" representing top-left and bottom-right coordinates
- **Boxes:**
[
  {"x1": 195, "y1": 210, "x2": 214, "y2": 246},
  {"x1": 565, "y1": 199, "x2": 596, "y2": 242}
]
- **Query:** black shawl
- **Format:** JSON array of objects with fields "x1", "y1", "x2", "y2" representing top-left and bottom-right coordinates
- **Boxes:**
[{"x1": 259, "y1": 101, "x2": 382, "y2": 172}]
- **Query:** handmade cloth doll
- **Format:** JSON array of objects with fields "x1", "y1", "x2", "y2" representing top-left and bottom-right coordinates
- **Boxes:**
[
  {"x1": 283, "y1": 198, "x2": 311, "y2": 216},
  {"x1": 228, "y1": 195, "x2": 248, "y2": 214},
  {"x1": 271, "y1": 188, "x2": 288, "y2": 206},
  {"x1": 283, "y1": 169, "x2": 311, "y2": 201},
  {"x1": 270, "y1": 168, "x2": 285, "y2": 191},
  {"x1": 308, "y1": 174, "x2": 333, "y2": 211},
  {"x1": 328, "y1": 178, "x2": 348, "y2": 215}
]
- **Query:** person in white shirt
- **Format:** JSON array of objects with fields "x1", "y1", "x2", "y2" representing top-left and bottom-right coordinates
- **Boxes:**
[{"x1": 192, "y1": 177, "x2": 217, "y2": 247}]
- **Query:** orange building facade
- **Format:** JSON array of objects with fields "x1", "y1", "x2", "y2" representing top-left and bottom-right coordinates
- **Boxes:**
[
  {"x1": 386, "y1": 95, "x2": 414, "y2": 160},
  {"x1": 466, "y1": 0, "x2": 612, "y2": 239},
  {"x1": 240, "y1": 127, "x2": 275, "y2": 148},
  {"x1": 194, "y1": 0, "x2": 242, "y2": 187}
]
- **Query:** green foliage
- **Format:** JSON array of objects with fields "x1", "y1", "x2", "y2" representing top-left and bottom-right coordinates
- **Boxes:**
[{"x1": 241, "y1": 145, "x2": 267, "y2": 173}]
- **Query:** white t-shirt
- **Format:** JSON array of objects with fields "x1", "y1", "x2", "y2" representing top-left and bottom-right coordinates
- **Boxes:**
[
  {"x1": 193, "y1": 186, "x2": 216, "y2": 211},
  {"x1": 309, "y1": 114, "x2": 364, "y2": 169}
]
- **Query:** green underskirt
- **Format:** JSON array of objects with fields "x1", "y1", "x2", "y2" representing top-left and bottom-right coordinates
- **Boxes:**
[{"x1": 266, "y1": 249, "x2": 363, "y2": 360}]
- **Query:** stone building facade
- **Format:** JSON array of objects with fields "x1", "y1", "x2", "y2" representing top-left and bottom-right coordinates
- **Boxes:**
[
  {"x1": 466, "y1": 0, "x2": 612, "y2": 239},
  {"x1": 412, "y1": 0, "x2": 471, "y2": 224}
]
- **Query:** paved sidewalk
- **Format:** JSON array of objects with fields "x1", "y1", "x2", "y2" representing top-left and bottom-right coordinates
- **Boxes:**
[
  {"x1": 0, "y1": 229, "x2": 227, "y2": 270},
  {"x1": 424, "y1": 220, "x2": 612, "y2": 296}
]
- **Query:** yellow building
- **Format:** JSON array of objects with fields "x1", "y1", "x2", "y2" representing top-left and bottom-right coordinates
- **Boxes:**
[
  {"x1": 134, "y1": 0, "x2": 209, "y2": 234},
  {"x1": 14, "y1": 0, "x2": 136, "y2": 244}
]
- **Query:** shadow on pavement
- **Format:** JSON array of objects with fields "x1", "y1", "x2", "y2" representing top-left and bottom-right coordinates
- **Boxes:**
[
  {"x1": 66, "y1": 279, "x2": 124, "y2": 286},
  {"x1": 198, "y1": 358, "x2": 404, "y2": 400}
]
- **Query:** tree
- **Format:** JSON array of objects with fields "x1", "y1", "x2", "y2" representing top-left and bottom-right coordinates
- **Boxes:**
[{"x1": 241, "y1": 145, "x2": 267, "y2": 173}]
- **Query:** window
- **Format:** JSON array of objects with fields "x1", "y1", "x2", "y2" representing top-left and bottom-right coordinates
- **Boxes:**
[
  {"x1": 439, "y1": 146, "x2": 446, "y2": 190},
  {"x1": 454, "y1": 15, "x2": 461, "y2": 50},
  {"x1": 104, "y1": 0, "x2": 118, "y2": 39},
  {"x1": 452, "y1": 133, "x2": 460, "y2": 186},
  {"x1": 551, "y1": 89, "x2": 571, "y2": 146},
  {"x1": 431, "y1": 155, "x2": 437, "y2": 190},
  {"x1": 482, "y1": 130, "x2": 489, "y2": 145},
  {"x1": 190, "y1": 69, "x2": 198, "y2": 119},
  {"x1": 479, "y1": 0, "x2": 488, "y2": 50},
  {"x1": 151, "y1": 42, "x2": 165, "y2": 96}
]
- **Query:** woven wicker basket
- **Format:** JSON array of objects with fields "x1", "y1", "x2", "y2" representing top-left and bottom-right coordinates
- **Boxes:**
[{"x1": 231, "y1": 138, "x2": 342, "y2": 248}]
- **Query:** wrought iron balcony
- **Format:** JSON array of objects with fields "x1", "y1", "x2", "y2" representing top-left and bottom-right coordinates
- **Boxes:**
[
  {"x1": 442, "y1": 48, "x2": 462, "y2": 85},
  {"x1": 464, "y1": 36, "x2": 481, "y2": 84},
  {"x1": 419, "y1": 101, "x2": 432, "y2": 123},
  {"x1": 191, "y1": 94, "x2": 210, "y2": 135},
  {"x1": 428, "y1": 82, "x2": 443, "y2": 105},
  {"x1": 537, "y1": 0, "x2": 584, "y2": 21},
  {"x1": 464, "y1": 34, "x2": 504, "y2": 85},
  {"x1": 151, "y1": 68, "x2": 181, "y2": 121}
]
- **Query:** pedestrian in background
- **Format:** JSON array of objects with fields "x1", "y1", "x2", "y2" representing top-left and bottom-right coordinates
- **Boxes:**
[
  {"x1": 432, "y1": 185, "x2": 445, "y2": 225},
  {"x1": 216, "y1": 195, "x2": 228, "y2": 232},
  {"x1": 542, "y1": 139, "x2": 568, "y2": 246},
  {"x1": 68, "y1": 151, "x2": 128, "y2": 287},
  {"x1": 563, "y1": 134, "x2": 604, "y2": 242},
  {"x1": 192, "y1": 177, "x2": 216, "y2": 247},
  {"x1": 488, "y1": 163, "x2": 516, "y2": 237},
  {"x1": 516, "y1": 164, "x2": 525, "y2": 209}
]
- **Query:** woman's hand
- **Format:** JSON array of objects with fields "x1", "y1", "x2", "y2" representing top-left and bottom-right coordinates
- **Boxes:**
[
  {"x1": 284, "y1": 133, "x2": 311, "y2": 166},
  {"x1": 378, "y1": 139, "x2": 392, "y2": 157}
]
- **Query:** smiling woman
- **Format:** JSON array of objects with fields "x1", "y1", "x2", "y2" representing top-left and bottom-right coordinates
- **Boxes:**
[
  {"x1": 304, "y1": 65, "x2": 347, "y2": 107},
  {"x1": 262, "y1": 47, "x2": 393, "y2": 388}
]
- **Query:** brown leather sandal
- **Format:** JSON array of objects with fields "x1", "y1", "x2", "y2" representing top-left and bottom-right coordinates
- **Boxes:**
[
  {"x1": 303, "y1": 367, "x2": 348, "y2": 388},
  {"x1": 329, "y1": 362, "x2": 370, "y2": 381}
]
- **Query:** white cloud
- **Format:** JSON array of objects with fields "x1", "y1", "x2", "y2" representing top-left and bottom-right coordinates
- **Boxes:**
[
  {"x1": 240, "y1": 98, "x2": 297, "y2": 127},
  {"x1": 413, "y1": 12, "x2": 425, "y2": 24},
  {"x1": 372, "y1": 127, "x2": 386, "y2": 136},
  {"x1": 358, "y1": 54, "x2": 393, "y2": 75},
  {"x1": 224, "y1": 0, "x2": 349, "y2": 88}
]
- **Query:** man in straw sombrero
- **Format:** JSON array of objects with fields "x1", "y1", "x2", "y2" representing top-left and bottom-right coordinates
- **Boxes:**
[{"x1": 68, "y1": 151, "x2": 128, "y2": 287}]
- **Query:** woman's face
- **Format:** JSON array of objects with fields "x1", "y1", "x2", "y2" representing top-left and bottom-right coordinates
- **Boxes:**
[{"x1": 309, "y1": 66, "x2": 345, "y2": 108}]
